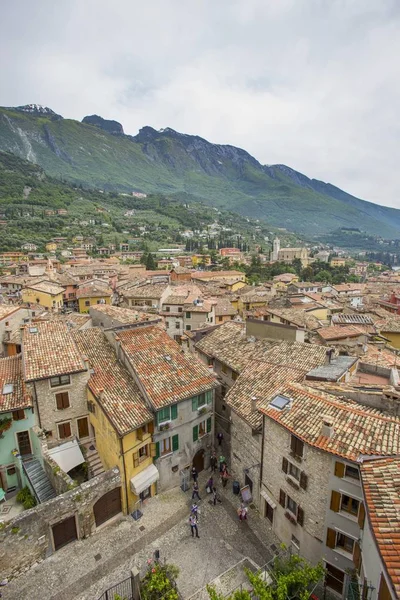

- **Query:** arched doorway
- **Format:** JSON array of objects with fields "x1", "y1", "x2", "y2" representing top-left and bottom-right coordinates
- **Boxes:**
[
  {"x1": 93, "y1": 487, "x2": 122, "y2": 527},
  {"x1": 193, "y1": 448, "x2": 205, "y2": 473}
]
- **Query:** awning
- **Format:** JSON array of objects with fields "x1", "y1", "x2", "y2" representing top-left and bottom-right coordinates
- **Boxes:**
[
  {"x1": 130, "y1": 464, "x2": 159, "y2": 494},
  {"x1": 261, "y1": 490, "x2": 277, "y2": 509},
  {"x1": 48, "y1": 439, "x2": 85, "y2": 473}
]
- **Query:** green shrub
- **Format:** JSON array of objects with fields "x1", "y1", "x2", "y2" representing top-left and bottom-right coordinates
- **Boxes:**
[{"x1": 16, "y1": 486, "x2": 37, "y2": 509}]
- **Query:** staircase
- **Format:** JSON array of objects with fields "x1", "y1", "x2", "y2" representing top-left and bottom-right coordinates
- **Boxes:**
[
  {"x1": 23, "y1": 459, "x2": 57, "y2": 503},
  {"x1": 86, "y1": 446, "x2": 105, "y2": 479}
]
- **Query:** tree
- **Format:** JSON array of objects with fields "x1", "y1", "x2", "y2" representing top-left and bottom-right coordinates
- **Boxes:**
[
  {"x1": 314, "y1": 270, "x2": 332, "y2": 283},
  {"x1": 141, "y1": 562, "x2": 179, "y2": 600},
  {"x1": 291, "y1": 258, "x2": 303, "y2": 276},
  {"x1": 145, "y1": 252, "x2": 156, "y2": 270},
  {"x1": 207, "y1": 554, "x2": 324, "y2": 600}
]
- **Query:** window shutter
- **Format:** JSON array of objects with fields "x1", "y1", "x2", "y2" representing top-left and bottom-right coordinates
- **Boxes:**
[
  {"x1": 206, "y1": 391, "x2": 212, "y2": 404},
  {"x1": 207, "y1": 417, "x2": 212, "y2": 433},
  {"x1": 172, "y1": 434, "x2": 179, "y2": 451},
  {"x1": 300, "y1": 472, "x2": 308, "y2": 490},
  {"x1": 133, "y1": 451, "x2": 139, "y2": 468},
  {"x1": 279, "y1": 489, "x2": 286, "y2": 508},
  {"x1": 156, "y1": 412, "x2": 160, "y2": 427},
  {"x1": 150, "y1": 443, "x2": 157, "y2": 458},
  {"x1": 353, "y1": 541, "x2": 361, "y2": 574},
  {"x1": 334, "y1": 461, "x2": 345, "y2": 478},
  {"x1": 65, "y1": 422, "x2": 71, "y2": 437},
  {"x1": 56, "y1": 394, "x2": 63, "y2": 410},
  {"x1": 192, "y1": 397, "x2": 198, "y2": 411},
  {"x1": 358, "y1": 502, "x2": 365, "y2": 529},
  {"x1": 154, "y1": 442, "x2": 160, "y2": 460},
  {"x1": 148, "y1": 421, "x2": 154, "y2": 435},
  {"x1": 193, "y1": 425, "x2": 198, "y2": 442},
  {"x1": 171, "y1": 404, "x2": 178, "y2": 420},
  {"x1": 326, "y1": 528, "x2": 336, "y2": 549},
  {"x1": 282, "y1": 457, "x2": 288, "y2": 473},
  {"x1": 297, "y1": 506, "x2": 304, "y2": 526},
  {"x1": 330, "y1": 490, "x2": 341, "y2": 512}
]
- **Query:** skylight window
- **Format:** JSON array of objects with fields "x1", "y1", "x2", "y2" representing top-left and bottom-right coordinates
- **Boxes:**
[
  {"x1": 270, "y1": 395, "x2": 291, "y2": 410},
  {"x1": 2, "y1": 384, "x2": 14, "y2": 395},
  {"x1": 29, "y1": 327, "x2": 38, "y2": 333}
]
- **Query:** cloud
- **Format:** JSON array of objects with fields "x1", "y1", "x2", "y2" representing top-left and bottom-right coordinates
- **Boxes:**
[{"x1": 1, "y1": 0, "x2": 399, "y2": 206}]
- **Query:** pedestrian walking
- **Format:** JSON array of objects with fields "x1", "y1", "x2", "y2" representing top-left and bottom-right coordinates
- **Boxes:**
[
  {"x1": 210, "y1": 451, "x2": 217, "y2": 473},
  {"x1": 221, "y1": 466, "x2": 229, "y2": 488},
  {"x1": 191, "y1": 466, "x2": 198, "y2": 482},
  {"x1": 206, "y1": 476, "x2": 214, "y2": 493},
  {"x1": 191, "y1": 502, "x2": 199, "y2": 517},
  {"x1": 217, "y1": 432, "x2": 224, "y2": 446},
  {"x1": 238, "y1": 503, "x2": 248, "y2": 521},
  {"x1": 212, "y1": 486, "x2": 221, "y2": 506},
  {"x1": 192, "y1": 480, "x2": 201, "y2": 500},
  {"x1": 219, "y1": 454, "x2": 226, "y2": 472},
  {"x1": 189, "y1": 514, "x2": 200, "y2": 538}
]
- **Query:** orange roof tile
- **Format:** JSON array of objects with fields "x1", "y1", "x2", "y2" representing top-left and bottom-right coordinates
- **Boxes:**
[{"x1": 0, "y1": 355, "x2": 32, "y2": 413}]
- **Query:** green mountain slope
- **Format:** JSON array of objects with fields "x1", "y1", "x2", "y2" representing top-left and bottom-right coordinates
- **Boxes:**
[{"x1": 0, "y1": 104, "x2": 399, "y2": 238}]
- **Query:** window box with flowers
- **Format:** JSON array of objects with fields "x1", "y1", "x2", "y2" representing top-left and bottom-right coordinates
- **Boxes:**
[{"x1": 159, "y1": 422, "x2": 171, "y2": 432}]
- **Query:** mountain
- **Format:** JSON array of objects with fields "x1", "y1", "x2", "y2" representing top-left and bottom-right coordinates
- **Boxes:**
[{"x1": 0, "y1": 104, "x2": 399, "y2": 238}]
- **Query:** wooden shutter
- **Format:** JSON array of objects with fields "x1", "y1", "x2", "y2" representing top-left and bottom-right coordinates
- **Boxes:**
[
  {"x1": 192, "y1": 397, "x2": 198, "y2": 411},
  {"x1": 290, "y1": 435, "x2": 297, "y2": 453},
  {"x1": 172, "y1": 434, "x2": 179, "y2": 451},
  {"x1": 282, "y1": 457, "x2": 288, "y2": 473},
  {"x1": 297, "y1": 506, "x2": 304, "y2": 526},
  {"x1": 378, "y1": 574, "x2": 391, "y2": 600},
  {"x1": 279, "y1": 489, "x2": 286, "y2": 508},
  {"x1": 326, "y1": 528, "x2": 336, "y2": 549},
  {"x1": 353, "y1": 541, "x2": 361, "y2": 574},
  {"x1": 330, "y1": 490, "x2": 341, "y2": 512},
  {"x1": 171, "y1": 404, "x2": 178, "y2": 420},
  {"x1": 193, "y1": 425, "x2": 198, "y2": 442},
  {"x1": 133, "y1": 451, "x2": 139, "y2": 468},
  {"x1": 334, "y1": 461, "x2": 345, "y2": 478},
  {"x1": 300, "y1": 472, "x2": 308, "y2": 490},
  {"x1": 148, "y1": 421, "x2": 154, "y2": 434},
  {"x1": 206, "y1": 417, "x2": 211, "y2": 433},
  {"x1": 358, "y1": 502, "x2": 365, "y2": 529},
  {"x1": 206, "y1": 391, "x2": 212, "y2": 404},
  {"x1": 56, "y1": 394, "x2": 64, "y2": 410},
  {"x1": 150, "y1": 443, "x2": 157, "y2": 458}
]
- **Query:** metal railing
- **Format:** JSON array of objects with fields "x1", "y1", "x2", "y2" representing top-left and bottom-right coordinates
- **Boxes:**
[{"x1": 97, "y1": 574, "x2": 135, "y2": 600}]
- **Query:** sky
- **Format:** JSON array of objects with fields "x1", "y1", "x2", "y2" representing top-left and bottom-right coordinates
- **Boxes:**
[{"x1": 1, "y1": 0, "x2": 400, "y2": 207}]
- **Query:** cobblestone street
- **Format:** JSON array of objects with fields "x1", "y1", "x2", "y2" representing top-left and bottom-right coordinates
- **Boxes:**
[{"x1": 2, "y1": 471, "x2": 280, "y2": 600}]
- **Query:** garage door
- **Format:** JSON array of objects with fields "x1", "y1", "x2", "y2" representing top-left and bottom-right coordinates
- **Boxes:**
[
  {"x1": 94, "y1": 487, "x2": 122, "y2": 526},
  {"x1": 52, "y1": 516, "x2": 77, "y2": 551}
]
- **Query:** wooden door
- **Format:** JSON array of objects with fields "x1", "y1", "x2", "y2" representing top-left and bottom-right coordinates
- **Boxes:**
[
  {"x1": 17, "y1": 431, "x2": 32, "y2": 456},
  {"x1": 52, "y1": 516, "x2": 77, "y2": 551},
  {"x1": 93, "y1": 488, "x2": 122, "y2": 527},
  {"x1": 265, "y1": 501, "x2": 274, "y2": 523},
  {"x1": 193, "y1": 449, "x2": 205, "y2": 473},
  {"x1": 77, "y1": 417, "x2": 89, "y2": 439}
]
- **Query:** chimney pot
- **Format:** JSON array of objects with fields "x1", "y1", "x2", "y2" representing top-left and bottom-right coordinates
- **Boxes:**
[
  {"x1": 251, "y1": 396, "x2": 257, "y2": 413},
  {"x1": 321, "y1": 416, "x2": 334, "y2": 438}
]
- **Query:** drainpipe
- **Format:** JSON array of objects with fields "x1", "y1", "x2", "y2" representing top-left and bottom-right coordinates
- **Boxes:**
[
  {"x1": 259, "y1": 414, "x2": 265, "y2": 498},
  {"x1": 33, "y1": 381, "x2": 42, "y2": 429},
  {"x1": 120, "y1": 436, "x2": 130, "y2": 515}
]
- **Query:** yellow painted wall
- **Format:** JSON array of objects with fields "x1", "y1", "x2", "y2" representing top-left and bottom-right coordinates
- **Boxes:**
[
  {"x1": 78, "y1": 296, "x2": 111, "y2": 313},
  {"x1": 21, "y1": 288, "x2": 64, "y2": 310},
  {"x1": 45, "y1": 243, "x2": 57, "y2": 252},
  {"x1": 381, "y1": 331, "x2": 400, "y2": 349},
  {"x1": 227, "y1": 281, "x2": 246, "y2": 292},
  {"x1": 121, "y1": 427, "x2": 156, "y2": 513},
  {"x1": 306, "y1": 307, "x2": 328, "y2": 320}
]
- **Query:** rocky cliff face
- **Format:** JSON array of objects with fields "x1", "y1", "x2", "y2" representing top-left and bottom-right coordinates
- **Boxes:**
[{"x1": 82, "y1": 114, "x2": 124, "y2": 135}]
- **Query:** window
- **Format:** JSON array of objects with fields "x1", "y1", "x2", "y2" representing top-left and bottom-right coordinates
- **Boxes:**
[
  {"x1": 279, "y1": 489, "x2": 304, "y2": 525},
  {"x1": 185, "y1": 325, "x2": 191, "y2": 331},
  {"x1": 56, "y1": 392, "x2": 70, "y2": 410},
  {"x1": 325, "y1": 563, "x2": 345, "y2": 595},
  {"x1": 221, "y1": 364, "x2": 228, "y2": 374},
  {"x1": 345, "y1": 465, "x2": 360, "y2": 480},
  {"x1": 161, "y1": 437, "x2": 171, "y2": 455},
  {"x1": 287, "y1": 496, "x2": 297, "y2": 516},
  {"x1": 2, "y1": 384, "x2": 13, "y2": 395},
  {"x1": 12, "y1": 409, "x2": 25, "y2": 421},
  {"x1": 341, "y1": 494, "x2": 360, "y2": 516},
  {"x1": 58, "y1": 422, "x2": 72, "y2": 439},
  {"x1": 199, "y1": 420, "x2": 206, "y2": 437},
  {"x1": 165, "y1": 306, "x2": 170, "y2": 312},
  {"x1": 193, "y1": 420, "x2": 211, "y2": 441},
  {"x1": 290, "y1": 435, "x2": 304, "y2": 458},
  {"x1": 218, "y1": 316, "x2": 223, "y2": 322},
  {"x1": 139, "y1": 445, "x2": 148, "y2": 460},
  {"x1": 192, "y1": 391, "x2": 212, "y2": 411},
  {"x1": 50, "y1": 375, "x2": 71, "y2": 388},
  {"x1": 7, "y1": 466, "x2": 16, "y2": 476},
  {"x1": 5, "y1": 321, "x2": 9, "y2": 326},
  {"x1": 336, "y1": 532, "x2": 354, "y2": 554},
  {"x1": 186, "y1": 312, "x2": 191, "y2": 319},
  {"x1": 178, "y1": 307, "x2": 183, "y2": 313},
  {"x1": 85, "y1": 300, "x2": 90, "y2": 307},
  {"x1": 265, "y1": 501, "x2": 274, "y2": 523},
  {"x1": 175, "y1": 323, "x2": 180, "y2": 329},
  {"x1": 232, "y1": 371, "x2": 238, "y2": 381},
  {"x1": 166, "y1": 322, "x2": 169, "y2": 328},
  {"x1": 288, "y1": 462, "x2": 301, "y2": 481},
  {"x1": 156, "y1": 404, "x2": 178, "y2": 425}
]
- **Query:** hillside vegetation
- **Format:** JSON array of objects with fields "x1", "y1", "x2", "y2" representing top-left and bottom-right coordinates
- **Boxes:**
[{"x1": 1, "y1": 105, "x2": 399, "y2": 238}]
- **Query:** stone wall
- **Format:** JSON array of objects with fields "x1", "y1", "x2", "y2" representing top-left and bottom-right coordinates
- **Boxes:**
[
  {"x1": 30, "y1": 426, "x2": 74, "y2": 494},
  {"x1": 246, "y1": 318, "x2": 304, "y2": 342},
  {"x1": 230, "y1": 412, "x2": 261, "y2": 507},
  {"x1": 0, "y1": 467, "x2": 121, "y2": 580}
]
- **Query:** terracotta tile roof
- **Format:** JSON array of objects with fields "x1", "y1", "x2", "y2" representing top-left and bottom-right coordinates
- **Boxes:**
[
  {"x1": 259, "y1": 341, "x2": 328, "y2": 372},
  {"x1": 263, "y1": 308, "x2": 321, "y2": 330},
  {"x1": 380, "y1": 319, "x2": 400, "y2": 333},
  {"x1": 163, "y1": 295, "x2": 187, "y2": 305},
  {"x1": 121, "y1": 283, "x2": 169, "y2": 299},
  {"x1": 76, "y1": 283, "x2": 112, "y2": 299},
  {"x1": 259, "y1": 382, "x2": 400, "y2": 461},
  {"x1": 361, "y1": 457, "x2": 400, "y2": 598},
  {"x1": 118, "y1": 326, "x2": 217, "y2": 409},
  {"x1": 214, "y1": 299, "x2": 237, "y2": 317},
  {"x1": 0, "y1": 305, "x2": 21, "y2": 320},
  {"x1": 333, "y1": 313, "x2": 374, "y2": 325},
  {"x1": 22, "y1": 321, "x2": 86, "y2": 381},
  {"x1": 195, "y1": 321, "x2": 279, "y2": 372},
  {"x1": 89, "y1": 304, "x2": 156, "y2": 324},
  {"x1": 184, "y1": 300, "x2": 214, "y2": 313},
  {"x1": 0, "y1": 355, "x2": 32, "y2": 413},
  {"x1": 72, "y1": 328, "x2": 153, "y2": 435},
  {"x1": 361, "y1": 345, "x2": 399, "y2": 369},
  {"x1": 226, "y1": 363, "x2": 306, "y2": 429},
  {"x1": 24, "y1": 281, "x2": 66, "y2": 295},
  {"x1": 317, "y1": 325, "x2": 365, "y2": 341}
]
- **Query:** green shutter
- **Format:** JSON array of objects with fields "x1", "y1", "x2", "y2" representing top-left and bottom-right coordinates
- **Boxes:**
[
  {"x1": 206, "y1": 390, "x2": 212, "y2": 404},
  {"x1": 156, "y1": 411, "x2": 160, "y2": 426},
  {"x1": 172, "y1": 434, "x2": 179, "y2": 451},
  {"x1": 192, "y1": 396, "x2": 198, "y2": 411},
  {"x1": 171, "y1": 404, "x2": 178, "y2": 420},
  {"x1": 193, "y1": 425, "x2": 198, "y2": 442},
  {"x1": 207, "y1": 417, "x2": 212, "y2": 433},
  {"x1": 154, "y1": 442, "x2": 160, "y2": 460}
]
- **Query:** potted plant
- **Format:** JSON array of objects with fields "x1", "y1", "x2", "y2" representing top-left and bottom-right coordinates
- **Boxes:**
[{"x1": 0, "y1": 417, "x2": 12, "y2": 438}]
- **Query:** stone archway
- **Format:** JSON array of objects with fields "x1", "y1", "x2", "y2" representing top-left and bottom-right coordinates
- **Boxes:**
[{"x1": 192, "y1": 448, "x2": 205, "y2": 473}]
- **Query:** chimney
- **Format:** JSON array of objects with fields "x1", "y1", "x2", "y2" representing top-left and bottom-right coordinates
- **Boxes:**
[
  {"x1": 251, "y1": 396, "x2": 257, "y2": 413},
  {"x1": 99, "y1": 388, "x2": 104, "y2": 402},
  {"x1": 321, "y1": 417, "x2": 334, "y2": 438},
  {"x1": 325, "y1": 348, "x2": 334, "y2": 365},
  {"x1": 82, "y1": 355, "x2": 89, "y2": 371}
]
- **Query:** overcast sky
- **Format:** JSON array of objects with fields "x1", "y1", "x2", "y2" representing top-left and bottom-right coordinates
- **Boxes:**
[{"x1": 1, "y1": 0, "x2": 399, "y2": 207}]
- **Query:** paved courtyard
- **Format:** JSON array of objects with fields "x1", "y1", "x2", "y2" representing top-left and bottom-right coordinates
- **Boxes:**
[{"x1": 2, "y1": 472, "x2": 280, "y2": 600}]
